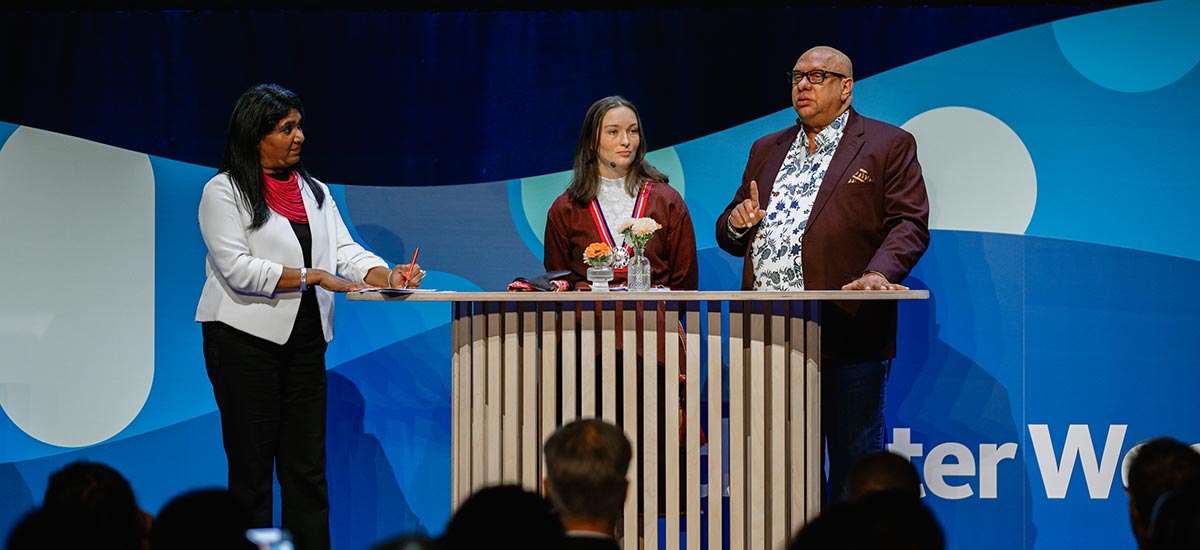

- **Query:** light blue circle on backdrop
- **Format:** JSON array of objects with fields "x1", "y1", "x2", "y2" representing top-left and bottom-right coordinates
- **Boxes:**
[{"x1": 1052, "y1": 0, "x2": 1200, "y2": 93}]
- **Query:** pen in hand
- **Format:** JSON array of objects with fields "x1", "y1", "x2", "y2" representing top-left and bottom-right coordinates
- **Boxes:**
[{"x1": 403, "y1": 247, "x2": 420, "y2": 289}]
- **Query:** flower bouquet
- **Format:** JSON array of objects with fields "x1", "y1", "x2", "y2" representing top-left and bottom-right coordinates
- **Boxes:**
[
  {"x1": 583, "y1": 242, "x2": 615, "y2": 291},
  {"x1": 583, "y1": 242, "x2": 613, "y2": 268},
  {"x1": 618, "y1": 217, "x2": 661, "y2": 291},
  {"x1": 618, "y1": 217, "x2": 662, "y2": 253}
]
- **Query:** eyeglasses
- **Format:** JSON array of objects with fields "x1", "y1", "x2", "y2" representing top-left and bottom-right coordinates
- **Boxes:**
[{"x1": 786, "y1": 69, "x2": 847, "y2": 86}]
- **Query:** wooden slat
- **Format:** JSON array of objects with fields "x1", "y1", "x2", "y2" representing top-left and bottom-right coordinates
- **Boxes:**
[
  {"x1": 601, "y1": 306, "x2": 617, "y2": 423},
  {"x1": 642, "y1": 307, "x2": 659, "y2": 550},
  {"x1": 621, "y1": 305, "x2": 638, "y2": 545},
  {"x1": 729, "y1": 304, "x2": 745, "y2": 550},
  {"x1": 461, "y1": 303, "x2": 475, "y2": 502},
  {"x1": 486, "y1": 303, "x2": 502, "y2": 484},
  {"x1": 580, "y1": 304, "x2": 596, "y2": 418},
  {"x1": 471, "y1": 304, "x2": 487, "y2": 491},
  {"x1": 685, "y1": 306, "x2": 701, "y2": 550},
  {"x1": 521, "y1": 305, "x2": 538, "y2": 490},
  {"x1": 503, "y1": 306, "x2": 520, "y2": 484},
  {"x1": 789, "y1": 301, "x2": 806, "y2": 531},
  {"x1": 664, "y1": 305, "x2": 681, "y2": 550},
  {"x1": 540, "y1": 306, "x2": 558, "y2": 493},
  {"x1": 806, "y1": 302, "x2": 822, "y2": 520},
  {"x1": 707, "y1": 302, "x2": 724, "y2": 549},
  {"x1": 749, "y1": 306, "x2": 766, "y2": 550},
  {"x1": 769, "y1": 304, "x2": 787, "y2": 549},
  {"x1": 450, "y1": 303, "x2": 463, "y2": 507},
  {"x1": 562, "y1": 304, "x2": 577, "y2": 423}
]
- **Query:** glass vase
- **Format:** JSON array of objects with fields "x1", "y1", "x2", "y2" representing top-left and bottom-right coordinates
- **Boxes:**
[
  {"x1": 586, "y1": 265, "x2": 614, "y2": 291},
  {"x1": 627, "y1": 246, "x2": 651, "y2": 291}
]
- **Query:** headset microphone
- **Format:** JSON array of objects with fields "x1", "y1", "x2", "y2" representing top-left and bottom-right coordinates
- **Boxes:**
[{"x1": 609, "y1": 161, "x2": 617, "y2": 168}]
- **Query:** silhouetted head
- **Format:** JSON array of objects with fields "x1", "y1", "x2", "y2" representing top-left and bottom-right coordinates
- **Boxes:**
[
  {"x1": 38, "y1": 461, "x2": 148, "y2": 550},
  {"x1": 543, "y1": 418, "x2": 632, "y2": 531},
  {"x1": 150, "y1": 488, "x2": 256, "y2": 550},
  {"x1": 1148, "y1": 481, "x2": 1200, "y2": 550},
  {"x1": 439, "y1": 485, "x2": 564, "y2": 549},
  {"x1": 1126, "y1": 437, "x2": 1200, "y2": 549},
  {"x1": 845, "y1": 451, "x2": 922, "y2": 502},
  {"x1": 788, "y1": 491, "x2": 944, "y2": 550}
]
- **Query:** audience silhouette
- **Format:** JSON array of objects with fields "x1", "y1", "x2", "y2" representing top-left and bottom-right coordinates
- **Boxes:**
[
  {"x1": 844, "y1": 450, "x2": 922, "y2": 502},
  {"x1": 543, "y1": 419, "x2": 631, "y2": 549},
  {"x1": 8, "y1": 461, "x2": 150, "y2": 550},
  {"x1": 12, "y1": 436, "x2": 1200, "y2": 550},
  {"x1": 1126, "y1": 437, "x2": 1200, "y2": 550},
  {"x1": 150, "y1": 488, "x2": 256, "y2": 550},
  {"x1": 1146, "y1": 481, "x2": 1200, "y2": 550},
  {"x1": 789, "y1": 449, "x2": 941, "y2": 550},
  {"x1": 438, "y1": 484, "x2": 565, "y2": 549},
  {"x1": 789, "y1": 490, "x2": 944, "y2": 550}
]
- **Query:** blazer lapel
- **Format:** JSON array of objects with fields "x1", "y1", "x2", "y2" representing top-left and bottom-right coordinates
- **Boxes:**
[
  {"x1": 805, "y1": 108, "x2": 864, "y2": 234},
  {"x1": 756, "y1": 124, "x2": 801, "y2": 208}
]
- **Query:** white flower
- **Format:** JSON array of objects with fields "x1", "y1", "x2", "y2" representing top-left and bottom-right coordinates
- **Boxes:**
[
  {"x1": 632, "y1": 218, "x2": 660, "y2": 235},
  {"x1": 619, "y1": 216, "x2": 661, "y2": 254},
  {"x1": 619, "y1": 217, "x2": 661, "y2": 237}
]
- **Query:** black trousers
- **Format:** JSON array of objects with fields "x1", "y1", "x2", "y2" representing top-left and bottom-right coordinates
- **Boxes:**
[
  {"x1": 202, "y1": 312, "x2": 330, "y2": 550},
  {"x1": 822, "y1": 358, "x2": 891, "y2": 503}
]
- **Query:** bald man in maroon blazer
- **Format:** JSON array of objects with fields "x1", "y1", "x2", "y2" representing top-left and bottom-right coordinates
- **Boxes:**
[{"x1": 716, "y1": 46, "x2": 929, "y2": 501}]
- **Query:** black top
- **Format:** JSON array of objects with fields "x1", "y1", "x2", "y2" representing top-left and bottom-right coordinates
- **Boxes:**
[{"x1": 289, "y1": 220, "x2": 321, "y2": 336}]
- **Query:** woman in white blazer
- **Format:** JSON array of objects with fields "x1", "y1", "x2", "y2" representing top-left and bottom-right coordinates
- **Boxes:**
[{"x1": 196, "y1": 84, "x2": 423, "y2": 550}]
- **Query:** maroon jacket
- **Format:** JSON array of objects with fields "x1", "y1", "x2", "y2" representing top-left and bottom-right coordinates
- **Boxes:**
[
  {"x1": 716, "y1": 108, "x2": 930, "y2": 361},
  {"x1": 545, "y1": 181, "x2": 699, "y2": 290}
]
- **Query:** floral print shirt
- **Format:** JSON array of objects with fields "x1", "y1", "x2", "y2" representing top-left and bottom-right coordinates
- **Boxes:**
[{"x1": 751, "y1": 110, "x2": 848, "y2": 290}]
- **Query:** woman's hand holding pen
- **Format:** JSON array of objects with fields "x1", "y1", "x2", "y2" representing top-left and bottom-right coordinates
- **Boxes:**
[
  {"x1": 387, "y1": 247, "x2": 424, "y2": 288},
  {"x1": 387, "y1": 263, "x2": 425, "y2": 288}
]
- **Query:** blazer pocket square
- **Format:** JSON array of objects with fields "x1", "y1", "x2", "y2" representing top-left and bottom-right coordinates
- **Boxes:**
[{"x1": 848, "y1": 168, "x2": 873, "y2": 184}]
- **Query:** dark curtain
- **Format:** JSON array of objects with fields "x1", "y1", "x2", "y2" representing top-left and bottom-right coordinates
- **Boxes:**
[{"x1": 0, "y1": 3, "x2": 1134, "y2": 187}]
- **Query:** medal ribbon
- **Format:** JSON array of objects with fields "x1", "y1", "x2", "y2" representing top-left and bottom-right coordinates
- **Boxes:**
[{"x1": 587, "y1": 182, "x2": 654, "y2": 273}]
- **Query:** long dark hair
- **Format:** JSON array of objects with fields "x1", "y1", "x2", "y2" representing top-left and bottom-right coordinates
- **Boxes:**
[
  {"x1": 218, "y1": 83, "x2": 324, "y2": 230},
  {"x1": 567, "y1": 95, "x2": 667, "y2": 204}
]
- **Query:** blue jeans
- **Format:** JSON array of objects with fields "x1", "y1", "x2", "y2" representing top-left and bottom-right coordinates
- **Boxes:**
[{"x1": 822, "y1": 358, "x2": 890, "y2": 502}]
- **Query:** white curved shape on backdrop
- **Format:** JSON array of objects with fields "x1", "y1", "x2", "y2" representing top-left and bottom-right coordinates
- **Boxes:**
[
  {"x1": 0, "y1": 126, "x2": 155, "y2": 447},
  {"x1": 902, "y1": 107, "x2": 1037, "y2": 235}
]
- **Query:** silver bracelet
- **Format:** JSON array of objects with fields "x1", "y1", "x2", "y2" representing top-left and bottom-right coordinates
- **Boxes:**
[
  {"x1": 386, "y1": 270, "x2": 394, "y2": 288},
  {"x1": 727, "y1": 217, "x2": 749, "y2": 239},
  {"x1": 300, "y1": 267, "x2": 308, "y2": 292}
]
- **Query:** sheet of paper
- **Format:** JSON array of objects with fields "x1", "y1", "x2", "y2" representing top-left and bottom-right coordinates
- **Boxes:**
[{"x1": 351, "y1": 287, "x2": 439, "y2": 295}]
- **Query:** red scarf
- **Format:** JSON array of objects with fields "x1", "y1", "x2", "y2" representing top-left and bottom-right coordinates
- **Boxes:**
[{"x1": 264, "y1": 171, "x2": 308, "y2": 224}]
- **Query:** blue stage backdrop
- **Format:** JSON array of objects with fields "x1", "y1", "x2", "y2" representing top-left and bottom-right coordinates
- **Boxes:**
[{"x1": 2, "y1": 2, "x2": 1199, "y2": 549}]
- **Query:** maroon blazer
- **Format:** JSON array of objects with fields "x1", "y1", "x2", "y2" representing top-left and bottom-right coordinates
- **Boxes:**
[
  {"x1": 715, "y1": 108, "x2": 930, "y2": 361},
  {"x1": 545, "y1": 181, "x2": 699, "y2": 290}
]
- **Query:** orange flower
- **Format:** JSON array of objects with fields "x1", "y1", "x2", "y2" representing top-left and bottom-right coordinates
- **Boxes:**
[{"x1": 585, "y1": 242, "x2": 612, "y2": 259}]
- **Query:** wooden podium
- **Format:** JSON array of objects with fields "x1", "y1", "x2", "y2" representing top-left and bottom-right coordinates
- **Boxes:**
[{"x1": 351, "y1": 290, "x2": 928, "y2": 549}]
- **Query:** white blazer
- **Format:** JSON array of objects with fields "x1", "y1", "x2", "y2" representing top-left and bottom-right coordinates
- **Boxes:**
[{"x1": 195, "y1": 172, "x2": 388, "y2": 345}]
